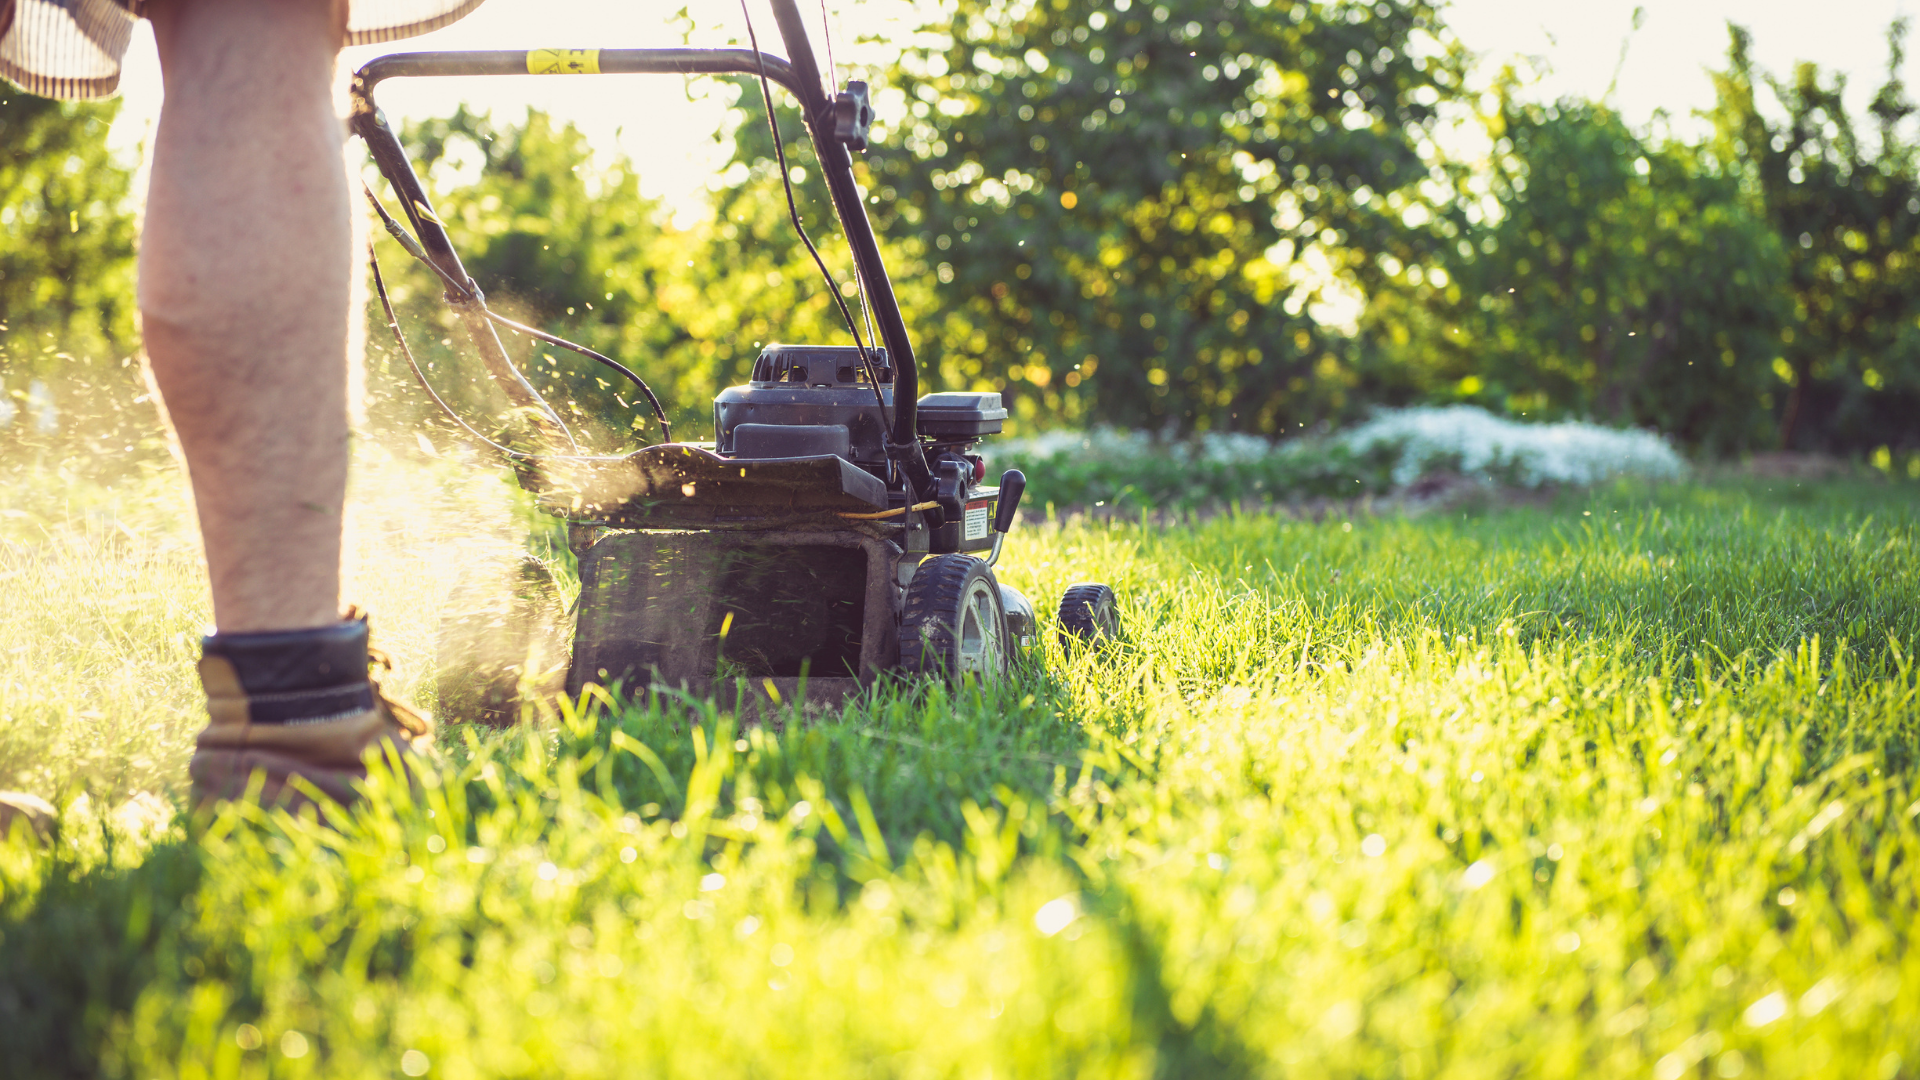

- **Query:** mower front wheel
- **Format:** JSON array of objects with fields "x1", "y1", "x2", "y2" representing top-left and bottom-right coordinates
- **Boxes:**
[
  {"x1": 899, "y1": 554, "x2": 1008, "y2": 682},
  {"x1": 1057, "y1": 582, "x2": 1121, "y2": 647}
]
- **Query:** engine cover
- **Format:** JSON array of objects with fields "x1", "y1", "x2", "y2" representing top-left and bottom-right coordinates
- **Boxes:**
[{"x1": 713, "y1": 345, "x2": 894, "y2": 470}]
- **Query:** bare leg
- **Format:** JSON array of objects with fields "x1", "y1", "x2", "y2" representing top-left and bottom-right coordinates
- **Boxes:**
[{"x1": 140, "y1": 0, "x2": 350, "y2": 633}]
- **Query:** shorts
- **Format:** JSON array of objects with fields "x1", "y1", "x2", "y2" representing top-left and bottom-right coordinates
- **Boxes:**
[{"x1": 0, "y1": 0, "x2": 486, "y2": 100}]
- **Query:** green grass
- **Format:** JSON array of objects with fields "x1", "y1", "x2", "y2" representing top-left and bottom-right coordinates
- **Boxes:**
[{"x1": 2, "y1": 464, "x2": 1918, "y2": 1079}]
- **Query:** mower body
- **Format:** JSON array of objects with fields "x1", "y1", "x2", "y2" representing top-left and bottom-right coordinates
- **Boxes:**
[{"x1": 548, "y1": 344, "x2": 1028, "y2": 706}]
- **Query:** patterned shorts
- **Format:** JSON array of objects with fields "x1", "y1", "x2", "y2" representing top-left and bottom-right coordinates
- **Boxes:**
[{"x1": 0, "y1": 0, "x2": 485, "y2": 100}]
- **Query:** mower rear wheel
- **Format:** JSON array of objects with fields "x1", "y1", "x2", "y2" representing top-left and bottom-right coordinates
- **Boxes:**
[
  {"x1": 1057, "y1": 582, "x2": 1121, "y2": 647},
  {"x1": 899, "y1": 555, "x2": 1008, "y2": 681}
]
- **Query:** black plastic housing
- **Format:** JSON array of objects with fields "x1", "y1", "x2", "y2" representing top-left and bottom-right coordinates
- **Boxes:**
[
  {"x1": 713, "y1": 345, "x2": 894, "y2": 470},
  {"x1": 917, "y1": 392, "x2": 1007, "y2": 438},
  {"x1": 711, "y1": 347, "x2": 1010, "y2": 549},
  {"x1": 928, "y1": 486, "x2": 1003, "y2": 554},
  {"x1": 732, "y1": 423, "x2": 853, "y2": 459},
  {"x1": 751, "y1": 343, "x2": 893, "y2": 385}
]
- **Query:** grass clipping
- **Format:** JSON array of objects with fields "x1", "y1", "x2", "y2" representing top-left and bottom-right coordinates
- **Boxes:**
[{"x1": 0, "y1": 440, "x2": 538, "y2": 805}]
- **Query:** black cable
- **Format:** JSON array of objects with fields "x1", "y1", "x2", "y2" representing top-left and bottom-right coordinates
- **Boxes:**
[
  {"x1": 362, "y1": 183, "x2": 672, "y2": 444},
  {"x1": 818, "y1": 0, "x2": 838, "y2": 84},
  {"x1": 484, "y1": 308, "x2": 671, "y2": 444},
  {"x1": 739, "y1": 0, "x2": 893, "y2": 436},
  {"x1": 854, "y1": 267, "x2": 882, "y2": 382},
  {"x1": 370, "y1": 242, "x2": 576, "y2": 462}
]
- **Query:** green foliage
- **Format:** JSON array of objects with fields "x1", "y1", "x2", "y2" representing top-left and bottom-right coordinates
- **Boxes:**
[
  {"x1": 367, "y1": 0, "x2": 1481, "y2": 448},
  {"x1": 1370, "y1": 19, "x2": 1920, "y2": 457},
  {"x1": 682, "y1": 83, "x2": 879, "y2": 397},
  {"x1": 350, "y1": 10, "x2": 1920, "y2": 460},
  {"x1": 1706, "y1": 22, "x2": 1920, "y2": 453},
  {"x1": 1369, "y1": 94, "x2": 1789, "y2": 453},
  {"x1": 0, "y1": 95, "x2": 136, "y2": 368},
  {"x1": 851, "y1": 0, "x2": 1468, "y2": 434},
  {"x1": 0, "y1": 94, "x2": 152, "y2": 462},
  {"x1": 11, "y1": 6, "x2": 1920, "y2": 476},
  {"x1": 992, "y1": 431, "x2": 1401, "y2": 510},
  {"x1": 4, "y1": 476, "x2": 1920, "y2": 1077},
  {"x1": 369, "y1": 108, "x2": 700, "y2": 449}
]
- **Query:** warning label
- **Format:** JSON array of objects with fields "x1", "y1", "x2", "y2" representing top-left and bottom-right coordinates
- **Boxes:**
[
  {"x1": 526, "y1": 49, "x2": 601, "y2": 75},
  {"x1": 964, "y1": 501, "x2": 991, "y2": 541}
]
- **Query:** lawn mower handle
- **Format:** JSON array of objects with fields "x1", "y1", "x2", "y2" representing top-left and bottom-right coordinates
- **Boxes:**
[
  {"x1": 761, "y1": 0, "x2": 932, "y2": 495},
  {"x1": 347, "y1": 4, "x2": 937, "y2": 498}
]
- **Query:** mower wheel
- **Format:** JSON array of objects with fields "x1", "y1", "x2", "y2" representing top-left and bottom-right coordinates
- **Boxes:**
[
  {"x1": 1057, "y1": 583, "x2": 1121, "y2": 647},
  {"x1": 899, "y1": 554, "x2": 1008, "y2": 681},
  {"x1": 437, "y1": 555, "x2": 570, "y2": 726}
]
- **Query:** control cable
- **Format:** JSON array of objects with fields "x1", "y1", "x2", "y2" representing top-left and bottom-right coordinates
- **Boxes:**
[
  {"x1": 363, "y1": 184, "x2": 672, "y2": 446},
  {"x1": 739, "y1": 0, "x2": 893, "y2": 442}
]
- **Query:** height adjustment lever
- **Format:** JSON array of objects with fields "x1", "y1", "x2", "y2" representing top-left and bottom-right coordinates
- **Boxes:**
[
  {"x1": 833, "y1": 81, "x2": 874, "y2": 150},
  {"x1": 993, "y1": 470, "x2": 1026, "y2": 533},
  {"x1": 984, "y1": 469, "x2": 1025, "y2": 568}
]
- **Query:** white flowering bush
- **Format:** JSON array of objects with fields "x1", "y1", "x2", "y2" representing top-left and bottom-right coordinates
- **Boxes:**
[
  {"x1": 1331, "y1": 406, "x2": 1688, "y2": 488},
  {"x1": 989, "y1": 406, "x2": 1687, "y2": 508}
]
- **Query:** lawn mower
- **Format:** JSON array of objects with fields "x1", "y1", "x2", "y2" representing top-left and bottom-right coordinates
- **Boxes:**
[{"x1": 348, "y1": 1, "x2": 1120, "y2": 718}]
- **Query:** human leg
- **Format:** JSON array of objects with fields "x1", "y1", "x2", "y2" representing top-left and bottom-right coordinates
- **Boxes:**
[
  {"x1": 139, "y1": 0, "x2": 429, "y2": 808},
  {"x1": 140, "y1": 0, "x2": 351, "y2": 635}
]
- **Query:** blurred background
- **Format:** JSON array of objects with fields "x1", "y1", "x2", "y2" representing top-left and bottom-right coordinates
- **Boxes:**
[{"x1": 5, "y1": 0, "x2": 1919, "y2": 479}]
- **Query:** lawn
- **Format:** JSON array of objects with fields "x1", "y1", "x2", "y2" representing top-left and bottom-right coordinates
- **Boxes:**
[{"x1": 2, "y1": 452, "x2": 1917, "y2": 1079}]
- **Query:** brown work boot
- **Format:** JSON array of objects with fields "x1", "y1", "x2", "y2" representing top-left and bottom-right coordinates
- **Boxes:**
[
  {"x1": 189, "y1": 609, "x2": 432, "y2": 815},
  {"x1": 0, "y1": 791, "x2": 56, "y2": 845}
]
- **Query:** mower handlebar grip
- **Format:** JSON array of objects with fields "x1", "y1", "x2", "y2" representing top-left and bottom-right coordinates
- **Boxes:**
[{"x1": 994, "y1": 470, "x2": 1026, "y2": 533}]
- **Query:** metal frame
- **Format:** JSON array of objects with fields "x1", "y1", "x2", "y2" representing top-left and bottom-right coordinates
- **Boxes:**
[{"x1": 342, "y1": 5, "x2": 1034, "y2": 708}]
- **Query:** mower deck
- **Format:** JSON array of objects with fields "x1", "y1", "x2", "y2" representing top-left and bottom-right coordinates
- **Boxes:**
[
  {"x1": 539, "y1": 443, "x2": 890, "y2": 527},
  {"x1": 567, "y1": 526, "x2": 903, "y2": 707}
]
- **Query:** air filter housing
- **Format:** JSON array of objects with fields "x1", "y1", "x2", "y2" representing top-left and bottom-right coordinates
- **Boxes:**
[{"x1": 915, "y1": 391, "x2": 1006, "y2": 439}]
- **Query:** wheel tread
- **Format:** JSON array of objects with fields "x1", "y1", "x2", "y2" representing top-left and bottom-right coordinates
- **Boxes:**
[
  {"x1": 1057, "y1": 582, "x2": 1120, "y2": 647},
  {"x1": 899, "y1": 554, "x2": 1002, "y2": 677}
]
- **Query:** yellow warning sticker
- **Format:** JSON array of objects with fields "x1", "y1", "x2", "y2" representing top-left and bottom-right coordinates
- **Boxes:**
[{"x1": 526, "y1": 49, "x2": 600, "y2": 75}]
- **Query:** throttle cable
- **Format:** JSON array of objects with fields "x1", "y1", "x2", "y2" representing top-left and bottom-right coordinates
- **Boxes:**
[
  {"x1": 363, "y1": 183, "x2": 673, "y2": 447},
  {"x1": 739, "y1": 0, "x2": 894, "y2": 442}
]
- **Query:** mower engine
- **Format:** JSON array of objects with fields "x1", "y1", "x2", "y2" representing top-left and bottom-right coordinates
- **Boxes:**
[{"x1": 715, "y1": 345, "x2": 1007, "y2": 554}]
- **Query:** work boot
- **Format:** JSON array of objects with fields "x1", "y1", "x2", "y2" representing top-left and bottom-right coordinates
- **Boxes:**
[
  {"x1": 0, "y1": 791, "x2": 56, "y2": 845},
  {"x1": 189, "y1": 609, "x2": 432, "y2": 814}
]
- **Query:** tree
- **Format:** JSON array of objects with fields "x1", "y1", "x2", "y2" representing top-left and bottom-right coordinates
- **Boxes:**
[
  {"x1": 371, "y1": 107, "x2": 704, "y2": 449},
  {"x1": 1368, "y1": 90, "x2": 1788, "y2": 453},
  {"x1": 1707, "y1": 21, "x2": 1920, "y2": 453},
  {"x1": 816, "y1": 0, "x2": 1471, "y2": 434},
  {"x1": 370, "y1": 96, "x2": 894, "y2": 452}
]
